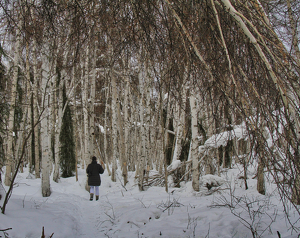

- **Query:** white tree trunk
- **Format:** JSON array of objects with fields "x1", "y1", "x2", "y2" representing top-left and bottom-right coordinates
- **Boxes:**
[
  {"x1": 83, "y1": 44, "x2": 90, "y2": 168},
  {"x1": 89, "y1": 42, "x2": 97, "y2": 157},
  {"x1": 53, "y1": 63, "x2": 64, "y2": 183},
  {"x1": 33, "y1": 34, "x2": 40, "y2": 178},
  {"x1": 162, "y1": 95, "x2": 170, "y2": 193},
  {"x1": 103, "y1": 83, "x2": 111, "y2": 176},
  {"x1": 124, "y1": 79, "x2": 130, "y2": 170},
  {"x1": 145, "y1": 74, "x2": 152, "y2": 173},
  {"x1": 4, "y1": 18, "x2": 22, "y2": 186},
  {"x1": 115, "y1": 77, "x2": 127, "y2": 185},
  {"x1": 138, "y1": 68, "x2": 146, "y2": 191},
  {"x1": 172, "y1": 85, "x2": 187, "y2": 163},
  {"x1": 129, "y1": 90, "x2": 137, "y2": 172},
  {"x1": 190, "y1": 93, "x2": 200, "y2": 192},
  {"x1": 133, "y1": 108, "x2": 140, "y2": 173},
  {"x1": 111, "y1": 73, "x2": 118, "y2": 182},
  {"x1": 25, "y1": 41, "x2": 32, "y2": 174},
  {"x1": 71, "y1": 66, "x2": 79, "y2": 181},
  {"x1": 41, "y1": 45, "x2": 51, "y2": 197},
  {"x1": 79, "y1": 82, "x2": 85, "y2": 170}
]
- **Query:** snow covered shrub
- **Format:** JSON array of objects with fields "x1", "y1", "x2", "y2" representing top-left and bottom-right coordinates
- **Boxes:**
[
  {"x1": 201, "y1": 174, "x2": 225, "y2": 191},
  {"x1": 157, "y1": 192, "x2": 183, "y2": 215},
  {"x1": 210, "y1": 191, "x2": 278, "y2": 238}
]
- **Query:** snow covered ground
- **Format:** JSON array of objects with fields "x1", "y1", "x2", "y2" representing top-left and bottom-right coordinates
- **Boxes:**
[{"x1": 0, "y1": 164, "x2": 299, "y2": 238}]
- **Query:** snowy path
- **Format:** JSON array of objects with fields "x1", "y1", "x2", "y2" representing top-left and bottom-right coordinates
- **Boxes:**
[
  {"x1": 1, "y1": 167, "x2": 300, "y2": 238},
  {"x1": 76, "y1": 198, "x2": 102, "y2": 237},
  {"x1": 50, "y1": 175, "x2": 107, "y2": 238}
]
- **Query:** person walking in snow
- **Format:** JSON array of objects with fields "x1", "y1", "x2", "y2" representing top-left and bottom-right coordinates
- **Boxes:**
[{"x1": 86, "y1": 156, "x2": 105, "y2": 201}]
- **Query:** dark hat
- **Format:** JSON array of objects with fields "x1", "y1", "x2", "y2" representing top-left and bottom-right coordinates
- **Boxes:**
[{"x1": 92, "y1": 156, "x2": 97, "y2": 161}]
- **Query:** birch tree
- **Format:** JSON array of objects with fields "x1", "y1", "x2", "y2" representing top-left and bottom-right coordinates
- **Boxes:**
[
  {"x1": 189, "y1": 91, "x2": 200, "y2": 192},
  {"x1": 110, "y1": 72, "x2": 118, "y2": 182},
  {"x1": 40, "y1": 45, "x2": 51, "y2": 197},
  {"x1": 103, "y1": 81, "x2": 111, "y2": 176},
  {"x1": 124, "y1": 78, "x2": 131, "y2": 172},
  {"x1": 1, "y1": 0, "x2": 300, "y2": 211},
  {"x1": 4, "y1": 15, "x2": 22, "y2": 186},
  {"x1": 32, "y1": 32, "x2": 40, "y2": 178},
  {"x1": 116, "y1": 78, "x2": 127, "y2": 185},
  {"x1": 89, "y1": 40, "x2": 97, "y2": 159},
  {"x1": 172, "y1": 84, "x2": 187, "y2": 163},
  {"x1": 83, "y1": 41, "x2": 91, "y2": 169},
  {"x1": 52, "y1": 66, "x2": 63, "y2": 182},
  {"x1": 137, "y1": 64, "x2": 146, "y2": 191},
  {"x1": 25, "y1": 38, "x2": 32, "y2": 174}
]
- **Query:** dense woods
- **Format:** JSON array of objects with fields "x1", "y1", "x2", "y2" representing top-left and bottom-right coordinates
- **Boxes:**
[{"x1": 0, "y1": 0, "x2": 299, "y2": 223}]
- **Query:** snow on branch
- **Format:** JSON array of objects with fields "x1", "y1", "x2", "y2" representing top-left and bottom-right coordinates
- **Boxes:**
[{"x1": 202, "y1": 124, "x2": 248, "y2": 150}]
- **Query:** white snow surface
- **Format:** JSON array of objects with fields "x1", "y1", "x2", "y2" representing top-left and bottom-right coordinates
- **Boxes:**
[
  {"x1": 0, "y1": 165, "x2": 299, "y2": 238},
  {"x1": 204, "y1": 124, "x2": 248, "y2": 149}
]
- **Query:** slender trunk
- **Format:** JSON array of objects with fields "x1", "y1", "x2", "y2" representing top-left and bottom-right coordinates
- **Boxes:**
[
  {"x1": 79, "y1": 81, "x2": 85, "y2": 170},
  {"x1": 157, "y1": 91, "x2": 164, "y2": 175},
  {"x1": 25, "y1": 41, "x2": 32, "y2": 174},
  {"x1": 257, "y1": 157, "x2": 265, "y2": 195},
  {"x1": 41, "y1": 45, "x2": 51, "y2": 197},
  {"x1": 133, "y1": 110, "x2": 139, "y2": 173},
  {"x1": 124, "y1": 79, "x2": 130, "y2": 171},
  {"x1": 83, "y1": 44, "x2": 90, "y2": 168},
  {"x1": 259, "y1": 122, "x2": 268, "y2": 194},
  {"x1": 33, "y1": 35, "x2": 40, "y2": 178},
  {"x1": 5, "y1": 18, "x2": 22, "y2": 186},
  {"x1": 162, "y1": 96, "x2": 169, "y2": 193},
  {"x1": 71, "y1": 66, "x2": 79, "y2": 182},
  {"x1": 145, "y1": 74, "x2": 152, "y2": 174},
  {"x1": 172, "y1": 85, "x2": 187, "y2": 163},
  {"x1": 53, "y1": 69, "x2": 63, "y2": 183},
  {"x1": 128, "y1": 86, "x2": 136, "y2": 171},
  {"x1": 138, "y1": 69, "x2": 145, "y2": 191},
  {"x1": 17, "y1": 52, "x2": 30, "y2": 174},
  {"x1": 15, "y1": 114, "x2": 26, "y2": 173},
  {"x1": 103, "y1": 82, "x2": 111, "y2": 176},
  {"x1": 190, "y1": 93, "x2": 200, "y2": 192},
  {"x1": 90, "y1": 42, "x2": 96, "y2": 158},
  {"x1": 111, "y1": 73, "x2": 118, "y2": 182},
  {"x1": 116, "y1": 78, "x2": 127, "y2": 185}
]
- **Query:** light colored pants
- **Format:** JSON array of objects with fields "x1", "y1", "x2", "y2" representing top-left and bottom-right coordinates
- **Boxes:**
[{"x1": 90, "y1": 186, "x2": 99, "y2": 196}]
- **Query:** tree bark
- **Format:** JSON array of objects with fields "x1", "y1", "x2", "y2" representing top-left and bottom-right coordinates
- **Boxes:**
[
  {"x1": 103, "y1": 81, "x2": 111, "y2": 176},
  {"x1": 138, "y1": 67, "x2": 146, "y2": 191},
  {"x1": 4, "y1": 17, "x2": 22, "y2": 186},
  {"x1": 83, "y1": 43, "x2": 90, "y2": 169},
  {"x1": 257, "y1": 157, "x2": 265, "y2": 195},
  {"x1": 41, "y1": 45, "x2": 51, "y2": 197},
  {"x1": 89, "y1": 41, "x2": 97, "y2": 158},
  {"x1": 116, "y1": 76, "x2": 127, "y2": 185},
  {"x1": 124, "y1": 78, "x2": 130, "y2": 172},
  {"x1": 53, "y1": 65, "x2": 63, "y2": 183},
  {"x1": 172, "y1": 84, "x2": 187, "y2": 163},
  {"x1": 25, "y1": 41, "x2": 32, "y2": 174},
  {"x1": 190, "y1": 93, "x2": 200, "y2": 192},
  {"x1": 33, "y1": 34, "x2": 40, "y2": 179},
  {"x1": 111, "y1": 72, "x2": 118, "y2": 182}
]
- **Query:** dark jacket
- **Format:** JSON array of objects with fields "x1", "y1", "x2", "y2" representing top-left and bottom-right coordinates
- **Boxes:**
[{"x1": 86, "y1": 160, "x2": 104, "y2": 186}]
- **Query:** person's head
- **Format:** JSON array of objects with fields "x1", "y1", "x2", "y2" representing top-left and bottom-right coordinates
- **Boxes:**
[{"x1": 92, "y1": 156, "x2": 97, "y2": 161}]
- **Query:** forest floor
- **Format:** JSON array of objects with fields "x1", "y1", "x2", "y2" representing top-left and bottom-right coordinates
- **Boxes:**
[{"x1": 0, "y1": 164, "x2": 299, "y2": 238}]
